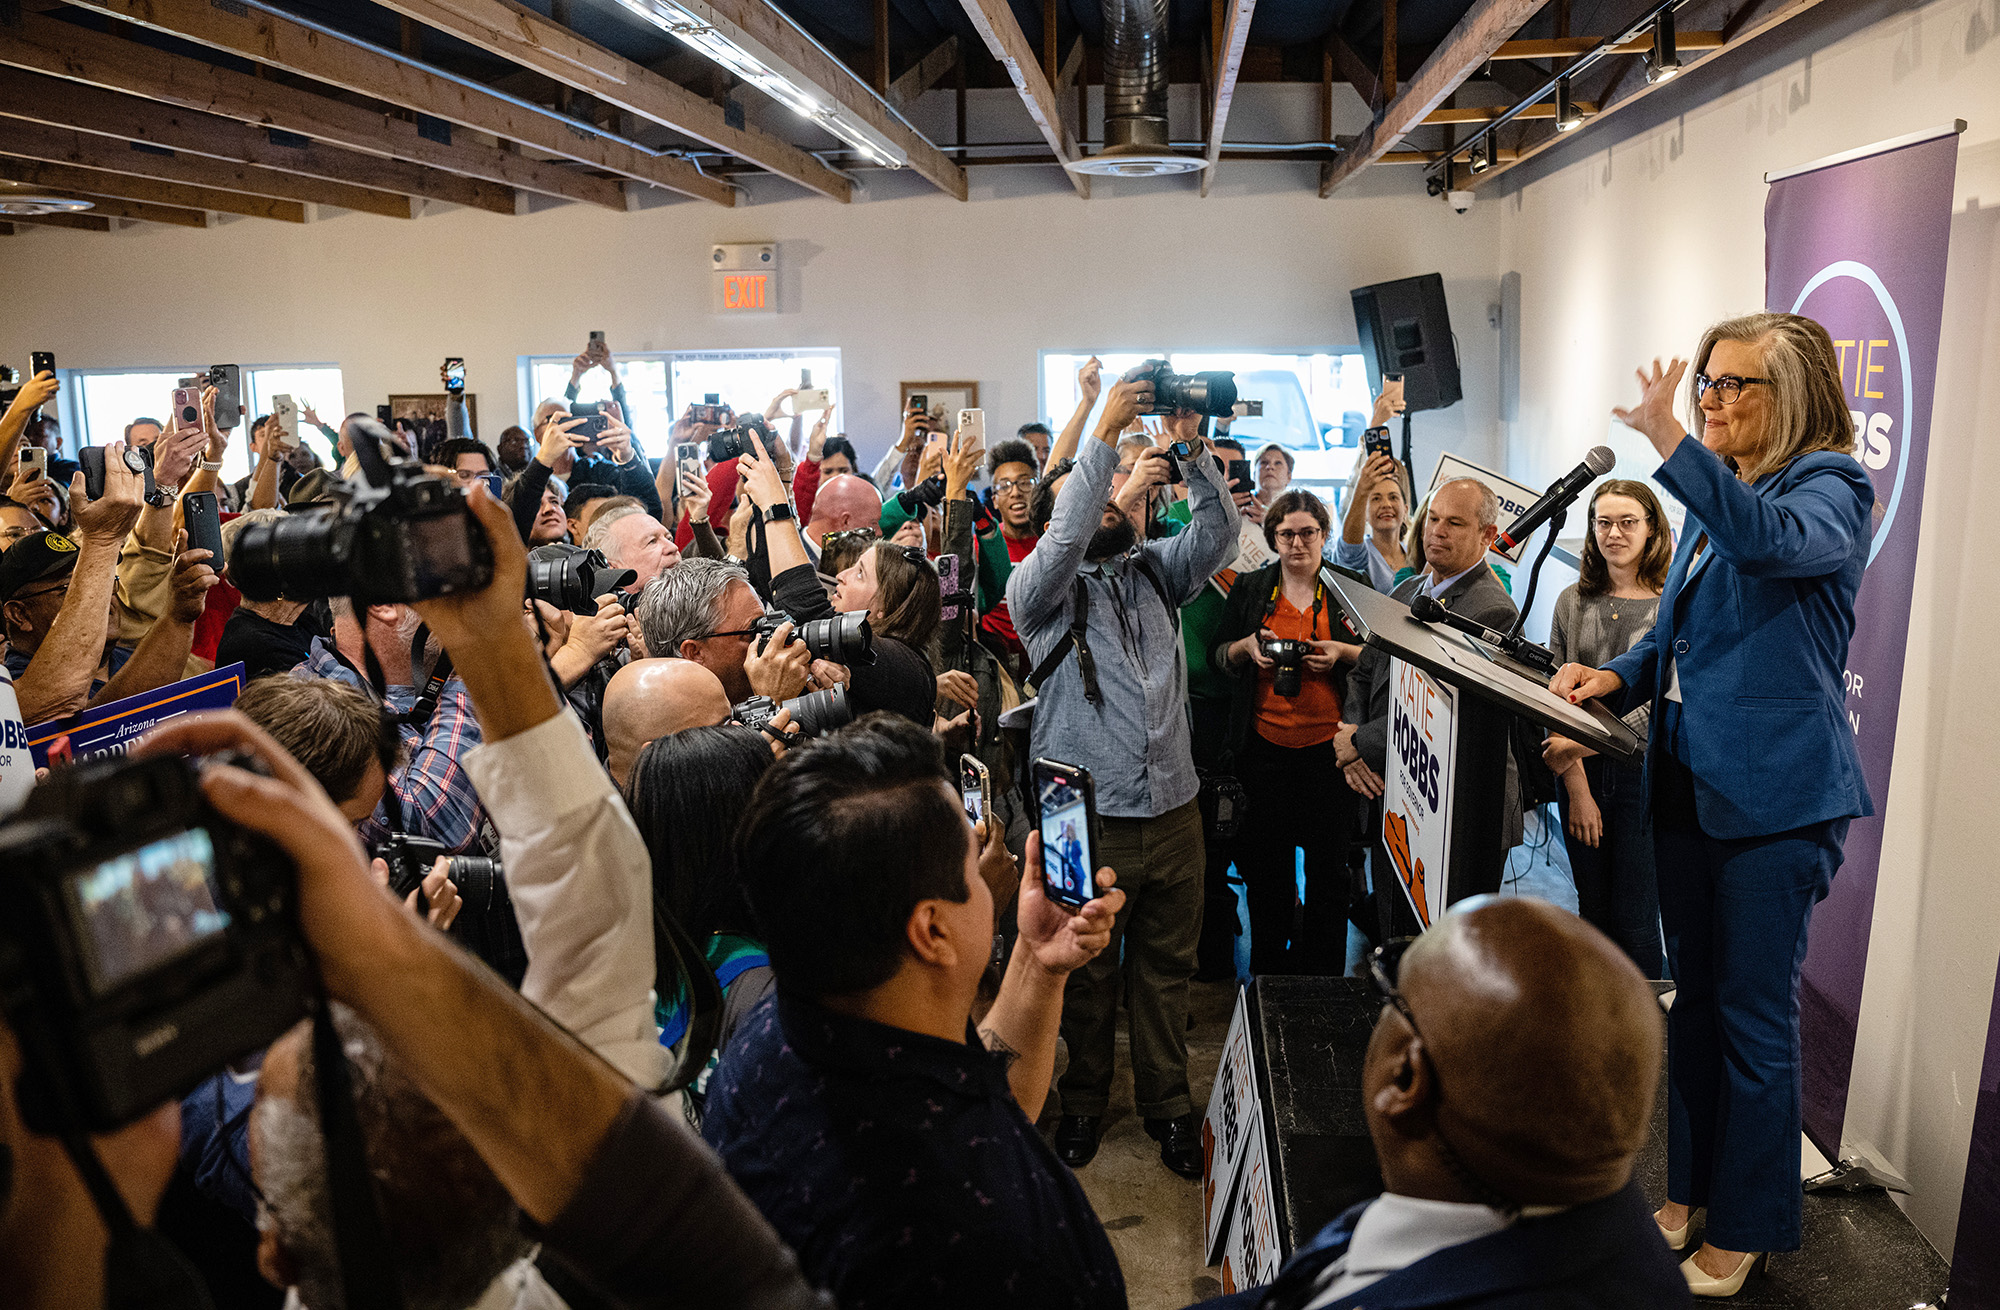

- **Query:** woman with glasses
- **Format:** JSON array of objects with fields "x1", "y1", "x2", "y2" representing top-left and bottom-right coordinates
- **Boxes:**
[
  {"x1": 1551, "y1": 314, "x2": 1875, "y2": 1297},
  {"x1": 1541, "y1": 479, "x2": 1673, "y2": 979},
  {"x1": 1214, "y1": 489, "x2": 1364, "y2": 974},
  {"x1": 736, "y1": 432, "x2": 943, "y2": 727}
]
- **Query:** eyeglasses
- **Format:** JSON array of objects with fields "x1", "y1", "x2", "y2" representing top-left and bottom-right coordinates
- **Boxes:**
[
  {"x1": 1273, "y1": 527, "x2": 1323, "y2": 545},
  {"x1": 992, "y1": 476, "x2": 1036, "y2": 494},
  {"x1": 1592, "y1": 516, "x2": 1646, "y2": 535},
  {"x1": 1366, "y1": 939, "x2": 1521, "y2": 1215},
  {"x1": 822, "y1": 528, "x2": 879, "y2": 547},
  {"x1": 695, "y1": 624, "x2": 763, "y2": 642},
  {"x1": 13, "y1": 579, "x2": 70, "y2": 605},
  {"x1": 1693, "y1": 373, "x2": 1770, "y2": 405}
]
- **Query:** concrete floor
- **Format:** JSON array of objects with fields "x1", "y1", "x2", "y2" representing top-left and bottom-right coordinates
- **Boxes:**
[{"x1": 1040, "y1": 978, "x2": 1240, "y2": 1310}]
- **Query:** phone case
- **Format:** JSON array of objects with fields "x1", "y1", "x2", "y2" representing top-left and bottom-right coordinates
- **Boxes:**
[
  {"x1": 184, "y1": 492, "x2": 224, "y2": 564},
  {"x1": 1033, "y1": 758, "x2": 1099, "y2": 909}
]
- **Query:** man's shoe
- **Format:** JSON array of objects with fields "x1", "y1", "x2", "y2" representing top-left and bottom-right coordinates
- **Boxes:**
[
  {"x1": 1145, "y1": 1114, "x2": 1205, "y2": 1180},
  {"x1": 1054, "y1": 1115, "x2": 1102, "y2": 1168}
]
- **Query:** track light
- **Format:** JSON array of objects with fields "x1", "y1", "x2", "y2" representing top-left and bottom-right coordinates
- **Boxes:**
[
  {"x1": 1556, "y1": 76, "x2": 1585, "y2": 131},
  {"x1": 1647, "y1": 9, "x2": 1682, "y2": 83},
  {"x1": 1468, "y1": 132, "x2": 1496, "y2": 174}
]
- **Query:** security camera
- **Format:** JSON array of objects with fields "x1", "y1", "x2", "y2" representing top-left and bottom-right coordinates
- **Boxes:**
[{"x1": 1447, "y1": 189, "x2": 1475, "y2": 214}]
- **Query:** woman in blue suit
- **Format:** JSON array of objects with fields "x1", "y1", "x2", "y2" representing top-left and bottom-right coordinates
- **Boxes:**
[{"x1": 1551, "y1": 312, "x2": 1874, "y2": 1298}]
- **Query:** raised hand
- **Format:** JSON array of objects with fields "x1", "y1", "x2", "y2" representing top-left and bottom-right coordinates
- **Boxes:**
[
  {"x1": 1078, "y1": 356, "x2": 1103, "y2": 404},
  {"x1": 1016, "y1": 833, "x2": 1123, "y2": 977},
  {"x1": 1613, "y1": 357, "x2": 1689, "y2": 457}
]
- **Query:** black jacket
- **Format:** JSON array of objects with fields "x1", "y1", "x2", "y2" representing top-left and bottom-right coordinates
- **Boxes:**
[
  {"x1": 1214, "y1": 561, "x2": 1365, "y2": 761},
  {"x1": 770, "y1": 564, "x2": 936, "y2": 727}
]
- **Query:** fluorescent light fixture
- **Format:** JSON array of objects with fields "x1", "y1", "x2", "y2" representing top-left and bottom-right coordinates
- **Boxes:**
[
  {"x1": 1556, "y1": 76, "x2": 1585, "y2": 131},
  {"x1": 612, "y1": 0, "x2": 909, "y2": 169},
  {"x1": 0, "y1": 194, "x2": 95, "y2": 216},
  {"x1": 1647, "y1": 10, "x2": 1682, "y2": 83}
]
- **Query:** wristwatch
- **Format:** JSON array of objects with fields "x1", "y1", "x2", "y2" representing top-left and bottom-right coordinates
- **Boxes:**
[
  {"x1": 759, "y1": 501, "x2": 795, "y2": 523},
  {"x1": 143, "y1": 485, "x2": 175, "y2": 508},
  {"x1": 198, "y1": 458, "x2": 224, "y2": 472}
]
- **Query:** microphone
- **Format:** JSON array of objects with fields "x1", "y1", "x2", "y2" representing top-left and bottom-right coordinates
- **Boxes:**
[
  {"x1": 1494, "y1": 446, "x2": 1615, "y2": 553},
  {"x1": 1409, "y1": 592, "x2": 1558, "y2": 675}
]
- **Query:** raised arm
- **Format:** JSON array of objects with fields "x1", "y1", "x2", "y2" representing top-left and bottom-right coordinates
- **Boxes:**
[
  {"x1": 1006, "y1": 377, "x2": 1148, "y2": 634},
  {"x1": 1047, "y1": 356, "x2": 1102, "y2": 468},
  {"x1": 14, "y1": 454, "x2": 144, "y2": 721},
  {"x1": 0, "y1": 372, "x2": 59, "y2": 488},
  {"x1": 92, "y1": 533, "x2": 215, "y2": 706},
  {"x1": 1147, "y1": 411, "x2": 1235, "y2": 602}
]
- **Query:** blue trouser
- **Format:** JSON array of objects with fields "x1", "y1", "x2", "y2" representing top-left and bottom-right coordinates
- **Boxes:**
[{"x1": 1652, "y1": 700, "x2": 1847, "y2": 1252}]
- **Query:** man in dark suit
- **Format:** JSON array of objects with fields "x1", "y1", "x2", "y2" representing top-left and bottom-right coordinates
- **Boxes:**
[
  {"x1": 1336, "y1": 478, "x2": 1521, "y2": 937},
  {"x1": 1188, "y1": 897, "x2": 1690, "y2": 1310}
]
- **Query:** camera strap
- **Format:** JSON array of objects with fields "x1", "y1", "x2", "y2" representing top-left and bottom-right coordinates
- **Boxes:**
[
  {"x1": 1027, "y1": 553, "x2": 1179, "y2": 705},
  {"x1": 311, "y1": 1000, "x2": 408, "y2": 1310}
]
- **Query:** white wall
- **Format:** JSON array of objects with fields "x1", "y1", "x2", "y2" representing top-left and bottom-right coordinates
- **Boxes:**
[
  {"x1": 0, "y1": 96, "x2": 1499, "y2": 476},
  {"x1": 1495, "y1": 0, "x2": 2000, "y2": 1258}
]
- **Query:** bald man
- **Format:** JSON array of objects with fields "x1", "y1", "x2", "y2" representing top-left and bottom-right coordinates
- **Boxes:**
[
  {"x1": 602, "y1": 657, "x2": 732, "y2": 787},
  {"x1": 1190, "y1": 897, "x2": 1686, "y2": 1310},
  {"x1": 802, "y1": 473, "x2": 883, "y2": 561}
]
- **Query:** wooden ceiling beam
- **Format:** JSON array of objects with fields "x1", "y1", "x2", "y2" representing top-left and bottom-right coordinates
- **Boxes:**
[
  {"x1": 1319, "y1": 0, "x2": 1549, "y2": 196},
  {"x1": 889, "y1": 36, "x2": 961, "y2": 110},
  {"x1": 2, "y1": 211, "x2": 116, "y2": 231},
  {"x1": 0, "y1": 66, "x2": 515, "y2": 215},
  {"x1": 0, "y1": 118, "x2": 417, "y2": 217},
  {"x1": 1490, "y1": 30, "x2": 1725, "y2": 58},
  {"x1": 0, "y1": 14, "x2": 619, "y2": 210},
  {"x1": 682, "y1": 0, "x2": 968, "y2": 199},
  {"x1": 1201, "y1": 0, "x2": 1257, "y2": 196},
  {"x1": 70, "y1": 0, "x2": 734, "y2": 206},
  {"x1": 0, "y1": 155, "x2": 306, "y2": 221},
  {"x1": 960, "y1": 0, "x2": 1088, "y2": 197},
  {"x1": 365, "y1": 0, "x2": 849, "y2": 202}
]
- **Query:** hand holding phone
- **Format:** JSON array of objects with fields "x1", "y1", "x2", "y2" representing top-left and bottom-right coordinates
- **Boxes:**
[
  {"x1": 19, "y1": 447, "x2": 48, "y2": 481},
  {"x1": 443, "y1": 358, "x2": 466, "y2": 395},
  {"x1": 183, "y1": 491, "x2": 224, "y2": 565},
  {"x1": 960, "y1": 754, "x2": 991, "y2": 826},
  {"x1": 1032, "y1": 758, "x2": 1099, "y2": 909}
]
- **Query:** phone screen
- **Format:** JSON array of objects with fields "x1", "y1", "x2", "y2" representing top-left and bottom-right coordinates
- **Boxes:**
[
  {"x1": 444, "y1": 358, "x2": 465, "y2": 393},
  {"x1": 1033, "y1": 759, "x2": 1095, "y2": 908},
  {"x1": 959, "y1": 754, "x2": 989, "y2": 827}
]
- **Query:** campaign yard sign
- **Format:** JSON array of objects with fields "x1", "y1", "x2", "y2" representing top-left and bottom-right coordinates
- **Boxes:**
[
  {"x1": 1383, "y1": 656, "x2": 1457, "y2": 929},
  {"x1": 27, "y1": 664, "x2": 247, "y2": 768}
]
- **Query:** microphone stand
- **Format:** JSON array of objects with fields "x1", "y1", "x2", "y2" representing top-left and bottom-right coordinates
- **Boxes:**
[
  {"x1": 1508, "y1": 508, "x2": 1565, "y2": 639},
  {"x1": 1399, "y1": 410, "x2": 1414, "y2": 491}
]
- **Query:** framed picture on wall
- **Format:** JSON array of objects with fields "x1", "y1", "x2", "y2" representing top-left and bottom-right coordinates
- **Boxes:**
[
  {"x1": 899, "y1": 381, "x2": 978, "y2": 433},
  {"x1": 388, "y1": 393, "x2": 476, "y2": 448}
]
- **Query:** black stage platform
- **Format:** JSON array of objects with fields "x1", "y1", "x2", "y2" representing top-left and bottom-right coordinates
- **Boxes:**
[{"x1": 1250, "y1": 976, "x2": 1951, "y2": 1308}]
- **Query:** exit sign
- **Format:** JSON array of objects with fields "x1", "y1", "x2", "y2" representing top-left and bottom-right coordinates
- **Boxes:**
[{"x1": 712, "y1": 243, "x2": 778, "y2": 314}]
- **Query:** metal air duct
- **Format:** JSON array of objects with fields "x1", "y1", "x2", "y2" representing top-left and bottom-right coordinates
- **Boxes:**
[{"x1": 1066, "y1": 0, "x2": 1207, "y2": 177}]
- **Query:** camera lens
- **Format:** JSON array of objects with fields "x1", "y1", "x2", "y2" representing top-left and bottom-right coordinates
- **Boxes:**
[
  {"x1": 527, "y1": 544, "x2": 634, "y2": 615},
  {"x1": 800, "y1": 612, "x2": 875, "y2": 666},
  {"x1": 229, "y1": 507, "x2": 353, "y2": 602},
  {"x1": 782, "y1": 685, "x2": 852, "y2": 737},
  {"x1": 445, "y1": 857, "x2": 501, "y2": 908}
]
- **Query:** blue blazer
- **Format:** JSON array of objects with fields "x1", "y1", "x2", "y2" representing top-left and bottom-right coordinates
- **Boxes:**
[
  {"x1": 1187, "y1": 1180, "x2": 1689, "y2": 1309},
  {"x1": 1604, "y1": 437, "x2": 1874, "y2": 840}
]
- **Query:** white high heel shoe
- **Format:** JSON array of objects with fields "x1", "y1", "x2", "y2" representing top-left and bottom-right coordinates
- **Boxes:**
[
  {"x1": 1655, "y1": 1212, "x2": 1691, "y2": 1252},
  {"x1": 1681, "y1": 1249, "x2": 1767, "y2": 1297}
]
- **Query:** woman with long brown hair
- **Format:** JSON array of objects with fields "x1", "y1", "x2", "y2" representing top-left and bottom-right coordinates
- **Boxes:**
[{"x1": 1543, "y1": 479, "x2": 1674, "y2": 978}]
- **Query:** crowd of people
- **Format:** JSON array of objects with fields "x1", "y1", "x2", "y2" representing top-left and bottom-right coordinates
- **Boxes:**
[{"x1": 0, "y1": 312, "x2": 1877, "y2": 1308}]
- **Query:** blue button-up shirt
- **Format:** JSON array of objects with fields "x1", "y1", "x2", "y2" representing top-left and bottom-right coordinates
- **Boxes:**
[
  {"x1": 704, "y1": 994, "x2": 1126, "y2": 1310},
  {"x1": 1007, "y1": 436, "x2": 1235, "y2": 819}
]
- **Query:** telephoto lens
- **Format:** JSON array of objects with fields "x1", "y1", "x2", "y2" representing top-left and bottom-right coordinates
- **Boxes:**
[
  {"x1": 1262, "y1": 638, "x2": 1311, "y2": 697},
  {"x1": 1121, "y1": 359, "x2": 1239, "y2": 417},
  {"x1": 706, "y1": 413, "x2": 773, "y2": 465},
  {"x1": 799, "y1": 611, "x2": 875, "y2": 666},
  {"x1": 783, "y1": 684, "x2": 852, "y2": 736},
  {"x1": 527, "y1": 543, "x2": 637, "y2": 614}
]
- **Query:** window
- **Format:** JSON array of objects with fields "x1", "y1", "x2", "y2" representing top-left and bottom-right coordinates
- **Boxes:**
[
  {"x1": 1038, "y1": 351, "x2": 1376, "y2": 455},
  {"x1": 70, "y1": 365, "x2": 343, "y2": 485},
  {"x1": 521, "y1": 349, "x2": 841, "y2": 447}
]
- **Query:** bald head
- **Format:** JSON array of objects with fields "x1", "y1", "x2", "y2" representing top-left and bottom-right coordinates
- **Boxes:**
[
  {"x1": 807, "y1": 474, "x2": 883, "y2": 535},
  {"x1": 1368, "y1": 898, "x2": 1662, "y2": 1208},
  {"x1": 602, "y1": 658, "x2": 732, "y2": 787}
]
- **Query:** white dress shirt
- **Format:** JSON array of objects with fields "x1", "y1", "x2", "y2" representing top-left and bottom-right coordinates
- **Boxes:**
[
  {"x1": 1304, "y1": 1193, "x2": 1534, "y2": 1307},
  {"x1": 462, "y1": 709, "x2": 667, "y2": 1089}
]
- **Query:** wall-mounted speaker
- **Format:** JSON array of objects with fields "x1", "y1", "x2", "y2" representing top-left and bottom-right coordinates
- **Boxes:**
[{"x1": 1350, "y1": 273, "x2": 1462, "y2": 413}]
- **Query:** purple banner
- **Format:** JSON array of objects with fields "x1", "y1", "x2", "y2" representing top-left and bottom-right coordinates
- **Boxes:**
[
  {"x1": 1763, "y1": 130, "x2": 1958, "y2": 1156},
  {"x1": 1954, "y1": 970, "x2": 2000, "y2": 1306}
]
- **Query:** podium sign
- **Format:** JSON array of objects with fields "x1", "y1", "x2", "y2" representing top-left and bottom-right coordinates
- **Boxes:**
[
  {"x1": 1384, "y1": 656, "x2": 1458, "y2": 929},
  {"x1": 1217, "y1": 1111, "x2": 1282, "y2": 1295},
  {"x1": 1201, "y1": 988, "x2": 1261, "y2": 1262}
]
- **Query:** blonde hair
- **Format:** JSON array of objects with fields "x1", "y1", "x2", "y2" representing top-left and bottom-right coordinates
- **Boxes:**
[{"x1": 1688, "y1": 312, "x2": 1855, "y2": 483}]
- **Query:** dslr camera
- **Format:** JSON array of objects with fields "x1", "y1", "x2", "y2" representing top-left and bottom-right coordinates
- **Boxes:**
[
  {"x1": 375, "y1": 833, "x2": 527, "y2": 989},
  {"x1": 730, "y1": 685, "x2": 854, "y2": 739},
  {"x1": 706, "y1": 412, "x2": 773, "y2": 465},
  {"x1": 1261, "y1": 637, "x2": 1313, "y2": 698},
  {"x1": 0, "y1": 753, "x2": 310, "y2": 1132},
  {"x1": 230, "y1": 418, "x2": 495, "y2": 605},
  {"x1": 751, "y1": 609, "x2": 874, "y2": 666},
  {"x1": 1121, "y1": 359, "x2": 1238, "y2": 417},
  {"x1": 528, "y1": 543, "x2": 636, "y2": 615}
]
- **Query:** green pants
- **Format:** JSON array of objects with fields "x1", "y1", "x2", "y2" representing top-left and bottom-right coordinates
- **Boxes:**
[{"x1": 1056, "y1": 798, "x2": 1205, "y2": 1120}]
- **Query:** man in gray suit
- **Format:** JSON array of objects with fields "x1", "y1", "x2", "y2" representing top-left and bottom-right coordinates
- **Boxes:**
[{"x1": 1337, "y1": 477, "x2": 1520, "y2": 936}]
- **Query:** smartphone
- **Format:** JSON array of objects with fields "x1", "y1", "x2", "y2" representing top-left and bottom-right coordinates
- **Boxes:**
[
  {"x1": 1231, "y1": 399, "x2": 1264, "y2": 418},
  {"x1": 960, "y1": 753, "x2": 991, "y2": 828},
  {"x1": 183, "y1": 491, "x2": 224, "y2": 565},
  {"x1": 30, "y1": 351, "x2": 54, "y2": 379},
  {"x1": 207, "y1": 364, "x2": 241, "y2": 430},
  {"x1": 271, "y1": 394, "x2": 298, "y2": 449},
  {"x1": 692, "y1": 393, "x2": 728, "y2": 426},
  {"x1": 1226, "y1": 458, "x2": 1253, "y2": 495},
  {"x1": 1032, "y1": 757, "x2": 1099, "y2": 909},
  {"x1": 78, "y1": 444, "x2": 155, "y2": 502},
  {"x1": 1364, "y1": 427, "x2": 1395, "y2": 460},
  {"x1": 19, "y1": 448, "x2": 47, "y2": 480},
  {"x1": 790, "y1": 387, "x2": 831, "y2": 414},
  {"x1": 908, "y1": 393, "x2": 928, "y2": 414},
  {"x1": 478, "y1": 471, "x2": 503, "y2": 500},
  {"x1": 568, "y1": 401, "x2": 609, "y2": 447},
  {"x1": 375, "y1": 403, "x2": 393, "y2": 425},
  {"x1": 956, "y1": 408, "x2": 985, "y2": 445},
  {"x1": 675, "y1": 441, "x2": 702, "y2": 467},
  {"x1": 589, "y1": 330, "x2": 605, "y2": 345},
  {"x1": 443, "y1": 357, "x2": 465, "y2": 395}
]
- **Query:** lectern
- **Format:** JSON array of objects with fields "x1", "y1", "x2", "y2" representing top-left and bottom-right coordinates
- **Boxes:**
[{"x1": 1325, "y1": 573, "x2": 1641, "y2": 932}]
